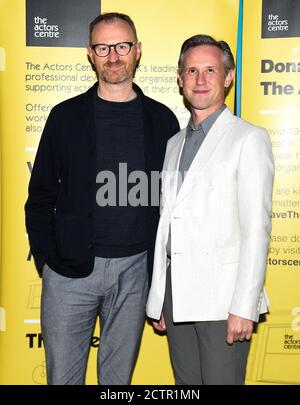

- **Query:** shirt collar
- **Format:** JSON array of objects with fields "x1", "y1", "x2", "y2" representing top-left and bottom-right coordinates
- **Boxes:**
[{"x1": 187, "y1": 105, "x2": 226, "y2": 138}]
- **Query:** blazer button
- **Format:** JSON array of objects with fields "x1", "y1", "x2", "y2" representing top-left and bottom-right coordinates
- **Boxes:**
[{"x1": 88, "y1": 244, "x2": 93, "y2": 250}]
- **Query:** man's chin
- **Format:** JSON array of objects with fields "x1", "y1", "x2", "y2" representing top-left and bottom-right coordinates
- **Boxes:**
[{"x1": 102, "y1": 74, "x2": 131, "y2": 85}]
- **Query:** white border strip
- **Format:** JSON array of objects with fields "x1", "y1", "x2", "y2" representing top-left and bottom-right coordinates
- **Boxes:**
[
  {"x1": 25, "y1": 147, "x2": 37, "y2": 152},
  {"x1": 259, "y1": 109, "x2": 300, "y2": 115},
  {"x1": 24, "y1": 319, "x2": 40, "y2": 324}
]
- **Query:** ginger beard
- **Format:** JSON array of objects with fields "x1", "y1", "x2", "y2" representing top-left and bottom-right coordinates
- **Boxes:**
[{"x1": 100, "y1": 59, "x2": 135, "y2": 84}]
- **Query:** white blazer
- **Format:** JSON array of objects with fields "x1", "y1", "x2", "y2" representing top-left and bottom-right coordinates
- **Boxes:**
[{"x1": 146, "y1": 107, "x2": 274, "y2": 323}]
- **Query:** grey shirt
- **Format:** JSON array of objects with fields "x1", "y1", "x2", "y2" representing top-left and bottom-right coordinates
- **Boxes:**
[{"x1": 166, "y1": 105, "x2": 226, "y2": 258}]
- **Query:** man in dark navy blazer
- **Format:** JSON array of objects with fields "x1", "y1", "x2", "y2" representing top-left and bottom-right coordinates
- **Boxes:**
[{"x1": 25, "y1": 12, "x2": 179, "y2": 385}]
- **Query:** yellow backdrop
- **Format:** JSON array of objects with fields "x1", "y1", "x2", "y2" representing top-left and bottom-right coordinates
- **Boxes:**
[
  {"x1": 242, "y1": 0, "x2": 300, "y2": 385},
  {"x1": 4, "y1": 0, "x2": 298, "y2": 386},
  {"x1": 0, "y1": 0, "x2": 238, "y2": 384}
]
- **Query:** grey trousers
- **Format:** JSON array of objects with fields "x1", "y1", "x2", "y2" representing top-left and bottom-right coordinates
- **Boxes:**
[
  {"x1": 163, "y1": 265, "x2": 250, "y2": 385},
  {"x1": 41, "y1": 251, "x2": 149, "y2": 385}
]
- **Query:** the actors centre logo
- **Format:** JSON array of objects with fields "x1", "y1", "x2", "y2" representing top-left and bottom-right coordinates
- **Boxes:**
[
  {"x1": 267, "y1": 13, "x2": 288, "y2": 33},
  {"x1": 33, "y1": 16, "x2": 59, "y2": 39}
]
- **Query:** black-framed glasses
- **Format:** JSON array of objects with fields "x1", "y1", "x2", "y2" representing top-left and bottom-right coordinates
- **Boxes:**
[{"x1": 91, "y1": 41, "x2": 137, "y2": 57}]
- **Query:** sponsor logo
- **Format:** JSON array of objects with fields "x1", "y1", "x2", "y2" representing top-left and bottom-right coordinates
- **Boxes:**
[
  {"x1": 262, "y1": 0, "x2": 300, "y2": 38},
  {"x1": 26, "y1": 0, "x2": 100, "y2": 47}
]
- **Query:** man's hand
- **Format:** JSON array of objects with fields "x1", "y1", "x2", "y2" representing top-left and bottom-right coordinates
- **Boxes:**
[
  {"x1": 227, "y1": 313, "x2": 253, "y2": 345},
  {"x1": 152, "y1": 314, "x2": 167, "y2": 332}
]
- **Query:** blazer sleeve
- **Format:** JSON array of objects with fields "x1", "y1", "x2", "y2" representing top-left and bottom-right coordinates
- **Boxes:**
[
  {"x1": 229, "y1": 128, "x2": 274, "y2": 321},
  {"x1": 25, "y1": 108, "x2": 61, "y2": 274}
]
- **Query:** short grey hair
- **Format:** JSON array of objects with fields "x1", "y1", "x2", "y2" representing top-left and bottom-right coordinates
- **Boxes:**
[
  {"x1": 178, "y1": 34, "x2": 235, "y2": 77},
  {"x1": 89, "y1": 12, "x2": 138, "y2": 44}
]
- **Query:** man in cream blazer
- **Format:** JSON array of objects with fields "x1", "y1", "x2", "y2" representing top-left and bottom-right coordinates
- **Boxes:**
[{"x1": 146, "y1": 34, "x2": 274, "y2": 385}]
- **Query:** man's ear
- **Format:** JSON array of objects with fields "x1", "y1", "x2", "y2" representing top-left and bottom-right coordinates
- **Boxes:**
[
  {"x1": 177, "y1": 72, "x2": 183, "y2": 88},
  {"x1": 136, "y1": 41, "x2": 142, "y2": 61},
  {"x1": 177, "y1": 73, "x2": 184, "y2": 96},
  {"x1": 224, "y1": 69, "x2": 235, "y2": 88},
  {"x1": 87, "y1": 46, "x2": 94, "y2": 65}
]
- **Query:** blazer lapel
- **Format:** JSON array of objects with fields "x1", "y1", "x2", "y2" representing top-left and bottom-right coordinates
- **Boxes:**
[
  {"x1": 174, "y1": 108, "x2": 235, "y2": 207},
  {"x1": 164, "y1": 129, "x2": 186, "y2": 210}
]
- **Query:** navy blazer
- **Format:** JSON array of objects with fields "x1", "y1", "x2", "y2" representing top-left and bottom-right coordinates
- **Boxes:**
[{"x1": 25, "y1": 82, "x2": 180, "y2": 278}]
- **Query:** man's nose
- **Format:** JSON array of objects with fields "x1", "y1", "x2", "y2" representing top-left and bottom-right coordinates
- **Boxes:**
[
  {"x1": 107, "y1": 46, "x2": 119, "y2": 62},
  {"x1": 196, "y1": 71, "x2": 206, "y2": 85}
]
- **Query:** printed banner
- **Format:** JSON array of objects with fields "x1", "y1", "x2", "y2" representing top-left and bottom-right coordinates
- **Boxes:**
[
  {"x1": 0, "y1": 0, "x2": 238, "y2": 384},
  {"x1": 242, "y1": 0, "x2": 300, "y2": 384}
]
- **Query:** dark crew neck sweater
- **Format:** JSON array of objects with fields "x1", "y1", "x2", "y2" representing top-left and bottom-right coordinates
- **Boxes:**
[{"x1": 93, "y1": 91, "x2": 147, "y2": 258}]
